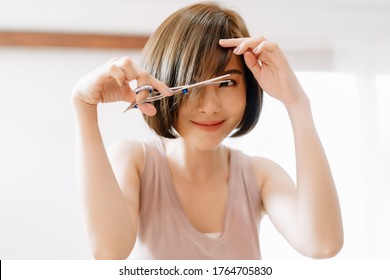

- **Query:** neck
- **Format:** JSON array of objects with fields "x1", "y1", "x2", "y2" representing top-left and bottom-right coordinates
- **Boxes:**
[{"x1": 163, "y1": 137, "x2": 229, "y2": 182}]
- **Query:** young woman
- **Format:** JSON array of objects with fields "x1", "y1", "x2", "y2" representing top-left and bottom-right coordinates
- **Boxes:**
[{"x1": 72, "y1": 3, "x2": 343, "y2": 260}]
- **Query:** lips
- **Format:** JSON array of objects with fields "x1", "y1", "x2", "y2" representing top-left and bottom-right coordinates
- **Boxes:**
[{"x1": 191, "y1": 120, "x2": 225, "y2": 132}]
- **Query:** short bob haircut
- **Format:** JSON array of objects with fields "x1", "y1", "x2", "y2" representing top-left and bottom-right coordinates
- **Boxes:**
[{"x1": 141, "y1": 2, "x2": 263, "y2": 138}]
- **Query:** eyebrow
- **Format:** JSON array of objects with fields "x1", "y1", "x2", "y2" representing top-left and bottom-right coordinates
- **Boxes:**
[{"x1": 223, "y1": 69, "x2": 243, "y2": 75}]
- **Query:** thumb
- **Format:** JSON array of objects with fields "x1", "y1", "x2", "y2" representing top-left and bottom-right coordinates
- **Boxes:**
[
  {"x1": 243, "y1": 51, "x2": 262, "y2": 81},
  {"x1": 138, "y1": 103, "x2": 157, "y2": 116}
]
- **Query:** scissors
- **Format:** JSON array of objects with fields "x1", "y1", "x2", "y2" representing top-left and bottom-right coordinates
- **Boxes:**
[{"x1": 123, "y1": 74, "x2": 231, "y2": 112}]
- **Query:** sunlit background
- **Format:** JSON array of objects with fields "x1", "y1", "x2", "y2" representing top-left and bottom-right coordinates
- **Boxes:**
[{"x1": 0, "y1": 0, "x2": 389, "y2": 259}]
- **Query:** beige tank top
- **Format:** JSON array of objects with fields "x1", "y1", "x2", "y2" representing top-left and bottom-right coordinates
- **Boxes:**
[{"x1": 129, "y1": 137, "x2": 262, "y2": 259}]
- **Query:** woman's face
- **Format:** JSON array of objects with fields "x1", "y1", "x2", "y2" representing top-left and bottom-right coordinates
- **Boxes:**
[{"x1": 175, "y1": 55, "x2": 246, "y2": 150}]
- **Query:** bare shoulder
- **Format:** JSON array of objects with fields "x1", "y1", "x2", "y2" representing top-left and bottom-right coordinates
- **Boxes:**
[
  {"x1": 249, "y1": 155, "x2": 296, "y2": 222},
  {"x1": 249, "y1": 156, "x2": 293, "y2": 192},
  {"x1": 107, "y1": 139, "x2": 145, "y2": 180}
]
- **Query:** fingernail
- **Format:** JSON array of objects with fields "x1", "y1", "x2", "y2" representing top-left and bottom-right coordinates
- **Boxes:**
[
  {"x1": 219, "y1": 39, "x2": 227, "y2": 42},
  {"x1": 234, "y1": 46, "x2": 241, "y2": 54},
  {"x1": 253, "y1": 46, "x2": 259, "y2": 53}
]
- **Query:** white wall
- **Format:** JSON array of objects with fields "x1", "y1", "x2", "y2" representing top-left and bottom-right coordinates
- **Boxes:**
[{"x1": 0, "y1": 47, "x2": 146, "y2": 259}]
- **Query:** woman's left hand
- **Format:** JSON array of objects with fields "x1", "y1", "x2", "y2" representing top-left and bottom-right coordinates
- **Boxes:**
[{"x1": 219, "y1": 37, "x2": 307, "y2": 106}]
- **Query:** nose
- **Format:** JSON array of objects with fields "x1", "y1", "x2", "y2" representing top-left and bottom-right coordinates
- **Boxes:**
[{"x1": 197, "y1": 86, "x2": 221, "y2": 115}]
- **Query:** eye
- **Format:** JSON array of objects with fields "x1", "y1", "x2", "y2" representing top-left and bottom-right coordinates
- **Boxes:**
[{"x1": 219, "y1": 80, "x2": 236, "y2": 87}]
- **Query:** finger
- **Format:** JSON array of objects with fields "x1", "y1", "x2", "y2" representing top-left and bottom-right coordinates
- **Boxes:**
[
  {"x1": 122, "y1": 86, "x2": 136, "y2": 103},
  {"x1": 135, "y1": 73, "x2": 169, "y2": 116},
  {"x1": 109, "y1": 64, "x2": 127, "y2": 87},
  {"x1": 243, "y1": 51, "x2": 262, "y2": 82},
  {"x1": 252, "y1": 40, "x2": 278, "y2": 56},
  {"x1": 138, "y1": 103, "x2": 157, "y2": 116},
  {"x1": 114, "y1": 56, "x2": 138, "y2": 82},
  {"x1": 115, "y1": 56, "x2": 170, "y2": 96},
  {"x1": 150, "y1": 77, "x2": 172, "y2": 96},
  {"x1": 114, "y1": 56, "x2": 169, "y2": 115},
  {"x1": 105, "y1": 61, "x2": 137, "y2": 102},
  {"x1": 134, "y1": 70, "x2": 153, "y2": 105},
  {"x1": 134, "y1": 70, "x2": 171, "y2": 111},
  {"x1": 112, "y1": 58, "x2": 150, "y2": 105},
  {"x1": 234, "y1": 37, "x2": 268, "y2": 55},
  {"x1": 219, "y1": 38, "x2": 249, "y2": 47},
  {"x1": 220, "y1": 37, "x2": 268, "y2": 55},
  {"x1": 134, "y1": 71, "x2": 157, "y2": 116},
  {"x1": 252, "y1": 41, "x2": 282, "y2": 68}
]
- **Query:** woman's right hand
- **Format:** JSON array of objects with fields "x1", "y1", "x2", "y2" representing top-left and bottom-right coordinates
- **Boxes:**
[{"x1": 72, "y1": 56, "x2": 171, "y2": 116}]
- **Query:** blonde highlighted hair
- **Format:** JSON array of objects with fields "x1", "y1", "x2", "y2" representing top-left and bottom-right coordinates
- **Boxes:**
[{"x1": 142, "y1": 2, "x2": 263, "y2": 138}]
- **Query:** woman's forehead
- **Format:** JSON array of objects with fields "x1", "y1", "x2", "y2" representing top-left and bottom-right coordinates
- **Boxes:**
[{"x1": 224, "y1": 54, "x2": 244, "y2": 72}]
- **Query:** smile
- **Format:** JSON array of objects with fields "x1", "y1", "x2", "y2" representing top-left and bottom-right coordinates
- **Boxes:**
[{"x1": 191, "y1": 120, "x2": 225, "y2": 132}]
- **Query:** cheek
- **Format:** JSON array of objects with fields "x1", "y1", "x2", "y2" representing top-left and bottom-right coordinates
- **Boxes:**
[
  {"x1": 224, "y1": 89, "x2": 246, "y2": 116},
  {"x1": 174, "y1": 105, "x2": 190, "y2": 133}
]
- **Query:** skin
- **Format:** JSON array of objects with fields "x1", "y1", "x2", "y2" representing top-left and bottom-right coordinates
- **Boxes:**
[{"x1": 72, "y1": 37, "x2": 343, "y2": 259}]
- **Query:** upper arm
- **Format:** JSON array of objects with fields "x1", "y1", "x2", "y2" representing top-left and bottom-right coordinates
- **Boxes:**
[
  {"x1": 251, "y1": 157, "x2": 304, "y2": 252},
  {"x1": 106, "y1": 139, "x2": 145, "y2": 248}
]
